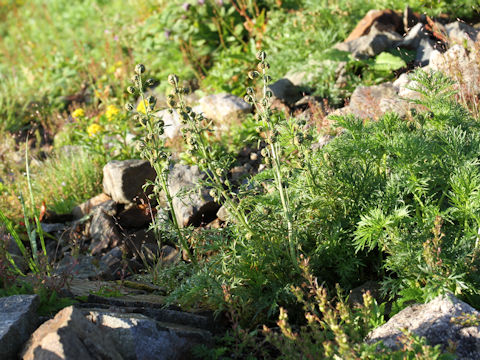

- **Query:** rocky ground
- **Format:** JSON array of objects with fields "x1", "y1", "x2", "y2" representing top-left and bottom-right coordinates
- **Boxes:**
[{"x1": 2, "y1": 8, "x2": 480, "y2": 360}]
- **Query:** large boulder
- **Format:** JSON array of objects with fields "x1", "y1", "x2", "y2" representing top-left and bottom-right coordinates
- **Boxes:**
[
  {"x1": 366, "y1": 294, "x2": 480, "y2": 359},
  {"x1": 103, "y1": 160, "x2": 156, "y2": 204},
  {"x1": 168, "y1": 164, "x2": 220, "y2": 227},
  {"x1": 21, "y1": 306, "x2": 123, "y2": 360},
  {"x1": 0, "y1": 295, "x2": 39, "y2": 360}
]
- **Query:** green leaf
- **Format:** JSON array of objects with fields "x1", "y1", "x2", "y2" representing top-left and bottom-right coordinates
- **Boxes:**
[{"x1": 372, "y1": 52, "x2": 406, "y2": 72}]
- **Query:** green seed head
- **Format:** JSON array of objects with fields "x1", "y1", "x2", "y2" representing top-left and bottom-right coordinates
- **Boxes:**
[
  {"x1": 248, "y1": 71, "x2": 260, "y2": 80},
  {"x1": 125, "y1": 103, "x2": 134, "y2": 112},
  {"x1": 145, "y1": 78, "x2": 155, "y2": 87},
  {"x1": 256, "y1": 50, "x2": 267, "y2": 61},
  {"x1": 127, "y1": 86, "x2": 136, "y2": 94},
  {"x1": 258, "y1": 62, "x2": 270, "y2": 71},
  {"x1": 131, "y1": 74, "x2": 140, "y2": 83},
  {"x1": 147, "y1": 95, "x2": 156, "y2": 105},
  {"x1": 246, "y1": 87, "x2": 255, "y2": 95},
  {"x1": 168, "y1": 74, "x2": 179, "y2": 86},
  {"x1": 135, "y1": 64, "x2": 146, "y2": 75}
]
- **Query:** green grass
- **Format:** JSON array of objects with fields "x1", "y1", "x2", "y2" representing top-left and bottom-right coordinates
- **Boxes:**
[{"x1": 29, "y1": 148, "x2": 104, "y2": 215}]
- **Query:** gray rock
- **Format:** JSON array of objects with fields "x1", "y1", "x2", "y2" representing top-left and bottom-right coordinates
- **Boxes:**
[
  {"x1": 429, "y1": 44, "x2": 480, "y2": 95},
  {"x1": 348, "y1": 82, "x2": 398, "y2": 119},
  {"x1": 154, "y1": 109, "x2": 183, "y2": 139},
  {"x1": 21, "y1": 306, "x2": 123, "y2": 360},
  {"x1": 335, "y1": 25, "x2": 402, "y2": 59},
  {"x1": 84, "y1": 309, "x2": 212, "y2": 360},
  {"x1": 103, "y1": 160, "x2": 156, "y2": 204},
  {"x1": 56, "y1": 254, "x2": 111, "y2": 280},
  {"x1": 414, "y1": 38, "x2": 436, "y2": 67},
  {"x1": 40, "y1": 222, "x2": 67, "y2": 233},
  {"x1": 198, "y1": 93, "x2": 251, "y2": 123},
  {"x1": 72, "y1": 193, "x2": 112, "y2": 220},
  {"x1": 101, "y1": 247, "x2": 124, "y2": 272},
  {"x1": 284, "y1": 69, "x2": 314, "y2": 87},
  {"x1": 268, "y1": 78, "x2": 302, "y2": 105},
  {"x1": 445, "y1": 21, "x2": 479, "y2": 46},
  {"x1": 398, "y1": 22, "x2": 430, "y2": 50},
  {"x1": 168, "y1": 164, "x2": 220, "y2": 227},
  {"x1": 331, "y1": 78, "x2": 423, "y2": 121},
  {"x1": 0, "y1": 295, "x2": 39, "y2": 360},
  {"x1": 89, "y1": 200, "x2": 122, "y2": 255},
  {"x1": 366, "y1": 294, "x2": 480, "y2": 359}
]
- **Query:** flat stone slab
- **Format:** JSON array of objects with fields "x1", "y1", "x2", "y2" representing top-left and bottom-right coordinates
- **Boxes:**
[{"x1": 0, "y1": 294, "x2": 39, "y2": 360}]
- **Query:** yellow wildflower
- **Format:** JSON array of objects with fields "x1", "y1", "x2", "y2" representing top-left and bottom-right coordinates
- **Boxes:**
[
  {"x1": 105, "y1": 104, "x2": 120, "y2": 121},
  {"x1": 87, "y1": 123, "x2": 104, "y2": 137},
  {"x1": 137, "y1": 100, "x2": 148, "y2": 114},
  {"x1": 72, "y1": 108, "x2": 85, "y2": 119}
]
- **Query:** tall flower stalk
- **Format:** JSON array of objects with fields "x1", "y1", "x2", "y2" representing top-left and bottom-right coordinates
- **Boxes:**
[
  {"x1": 244, "y1": 51, "x2": 298, "y2": 268},
  {"x1": 125, "y1": 64, "x2": 195, "y2": 264},
  {"x1": 165, "y1": 74, "x2": 252, "y2": 234}
]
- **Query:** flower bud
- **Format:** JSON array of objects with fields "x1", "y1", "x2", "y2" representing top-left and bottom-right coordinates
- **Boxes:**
[
  {"x1": 248, "y1": 71, "x2": 259, "y2": 80},
  {"x1": 244, "y1": 95, "x2": 253, "y2": 103},
  {"x1": 127, "y1": 86, "x2": 136, "y2": 94},
  {"x1": 146, "y1": 78, "x2": 155, "y2": 87},
  {"x1": 131, "y1": 74, "x2": 140, "y2": 83},
  {"x1": 256, "y1": 50, "x2": 267, "y2": 61},
  {"x1": 147, "y1": 95, "x2": 156, "y2": 105},
  {"x1": 125, "y1": 103, "x2": 134, "y2": 111},
  {"x1": 168, "y1": 74, "x2": 179, "y2": 85},
  {"x1": 135, "y1": 64, "x2": 146, "y2": 74},
  {"x1": 246, "y1": 87, "x2": 254, "y2": 95},
  {"x1": 215, "y1": 168, "x2": 223, "y2": 176},
  {"x1": 264, "y1": 75, "x2": 272, "y2": 83},
  {"x1": 257, "y1": 62, "x2": 270, "y2": 71},
  {"x1": 265, "y1": 90, "x2": 273, "y2": 98},
  {"x1": 168, "y1": 99, "x2": 176, "y2": 108}
]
